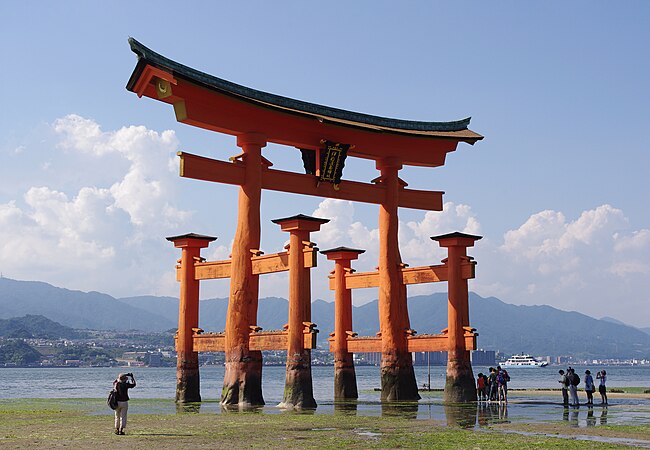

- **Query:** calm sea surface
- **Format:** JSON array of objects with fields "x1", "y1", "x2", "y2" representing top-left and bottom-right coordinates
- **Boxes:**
[
  {"x1": 2, "y1": 365, "x2": 650, "y2": 431},
  {"x1": 1, "y1": 365, "x2": 648, "y2": 401}
]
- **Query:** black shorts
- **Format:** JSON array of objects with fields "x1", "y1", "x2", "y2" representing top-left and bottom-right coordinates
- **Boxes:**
[{"x1": 599, "y1": 385, "x2": 606, "y2": 394}]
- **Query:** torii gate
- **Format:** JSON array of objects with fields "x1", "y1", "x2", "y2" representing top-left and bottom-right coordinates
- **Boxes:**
[
  {"x1": 322, "y1": 231, "x2": 482, "y2": 403},
  {"x1": 126, "y1": 38, "x2": 483, "y2": 406}
]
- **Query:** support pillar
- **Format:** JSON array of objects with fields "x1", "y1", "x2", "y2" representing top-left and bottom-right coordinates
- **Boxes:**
[
  {"x1": 222, "y1": 133, "x2": 266, "y2": 407},
  {"x1": 321, "y1": 247, "x2": 365, "y2": 400},
  {"x1": 273, "y1": 214, "x2": 329, "y2": 408},
  {"x1": 376, "y1": 157, "x2": 420, "y2": 401},
  {"x1": 166, "y1": 233, "x2": 216, "y2": 403},
  {"x1": 432, "y1": 232, "x2": 482, "y2": 403}
]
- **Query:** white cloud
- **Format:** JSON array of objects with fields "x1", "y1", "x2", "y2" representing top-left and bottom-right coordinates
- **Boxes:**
[
  {"x1": 53, "y1": 114, "x2": 189, "y2": 230},
  {"x1": 308, "y1": 199, "x2": 650, "y2": 327},
  {"x1": 493, "y1": 204, "x2": 649, "y2": 326},
  {"x1": 3, "y1": 115, "x2": 650, "y2": 327},
  {"x1": 0, "y1": 115, "x2": 193, "y2": 297}
]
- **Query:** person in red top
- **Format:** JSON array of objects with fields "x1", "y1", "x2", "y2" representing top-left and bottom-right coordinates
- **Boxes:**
[
  {"x1": 476, "y1": 373, "x2": 486, "y2": 400},
  {"x1": 113, "y1": 373, "x2": 136, "y2": 435}
]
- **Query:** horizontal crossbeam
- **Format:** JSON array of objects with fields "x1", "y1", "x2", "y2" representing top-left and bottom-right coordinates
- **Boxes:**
[
  {"x1": 329, "y1": 332, "x2": 477, "y2": 353},
  {"x1": 179, "y1": 152, "x2": 443, "y2": 211},
  {"x1": 177, "y1": 248, "x2": 318, "y2": 281},
  {"x1": 189, "y1": 328, "x2": 318, "y2": 352},
  {"x1": 328, "y1": 261, "x2": 476, "y2": 290}
]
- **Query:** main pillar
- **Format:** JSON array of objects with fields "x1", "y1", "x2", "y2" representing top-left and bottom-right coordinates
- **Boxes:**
[
  {"x1": 273, "y1": 214, "x2": 328, "y2": 408},
  {"x1": 222, "y1": 133, "x2": 266, "y2": 407},
  {"x1": 432, "y1": 232, "x2": 482, "y2": 403},
  {"x1": 166, "y1": 233, "x2": 216, "y2": 403},
  {"x1": 376, "y1": 158, "x2": 420, "y2": 401},
  {"x1": 321, "y1": 247, "x2": 365, "y2": 400}
]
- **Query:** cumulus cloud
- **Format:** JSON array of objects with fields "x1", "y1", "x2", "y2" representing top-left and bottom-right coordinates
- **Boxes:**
[
  {"x1": 308, "y1": 199, "x2": 650, "y2": 326},
  {"x1": 0, "y1": 115, "x2": 192, "y2": 297},
  {"x1": 53, "y1": 114, "x2": 189, "y2": 229},
  {"x1": 491, "y1": 204, "x2": 649, "y2": 325}
]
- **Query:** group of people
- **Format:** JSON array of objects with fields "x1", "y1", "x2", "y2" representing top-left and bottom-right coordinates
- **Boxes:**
[
  {"x1": 558, "y1": 367, "x2": 608, "y2": 407},
  {"x1": 476, "y1": 366, "x2": 511, "y2": 403}
]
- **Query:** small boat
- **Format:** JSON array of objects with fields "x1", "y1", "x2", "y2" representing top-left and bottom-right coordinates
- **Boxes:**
[{"x1": 500, "y1": 353, "x2": 548, "y2": 368}]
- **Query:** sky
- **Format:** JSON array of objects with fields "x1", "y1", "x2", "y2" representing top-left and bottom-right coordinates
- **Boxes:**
[{"x1": 1, "y1": 2, "x2": 649, "y2": 327}]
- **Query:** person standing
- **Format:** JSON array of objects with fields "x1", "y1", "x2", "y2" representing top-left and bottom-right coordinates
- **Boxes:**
[
  {"x1": 567, "y1": 367, "x2": 579, "y2": 407},
  {"x1": 488, "y1": 367, "x2": 498, "y2": 401},
  {"x1": 497, "y1": 366, "x2": 509, "y2": 403},
  {"x1": 558, "y1": 369, "x2": 569, "y2": 406},
  {"x1": 476, "y1": 373, "x2": 486, "y2": 401},
  {"x1": 596, "y1": 370, "x2": 608, "y2": 405},
  {"x1": 584, "y1": 370, "x2": 595, "y2": 405},
  {"x1": 113, "y1": 372, "x2": 136, "y2": 435}
]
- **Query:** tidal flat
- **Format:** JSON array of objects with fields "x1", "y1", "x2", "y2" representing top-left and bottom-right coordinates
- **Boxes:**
[{"x1": 1, "y1": 398, "x2": 650, "y2": 449}]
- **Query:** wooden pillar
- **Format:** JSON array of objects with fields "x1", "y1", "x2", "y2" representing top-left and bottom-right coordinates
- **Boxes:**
[
  {"x1": 321, "y1": 247, "x2": 365, "y2": 400},
  {"x1": 166, "y1": 233, "x2": 216, "y2": 403},
  {"x1": 376, "y1": 157, "x2": 419, "y2": 401},
  {"x1": 222, "y1": 133, "x2": 266, "y2": 407},
  {"x1": 432, "y1": 232, "x2": 482, "y2": 403},
  {"x1": 273, "y1": 214, "x2": 329, "y2": 408}
]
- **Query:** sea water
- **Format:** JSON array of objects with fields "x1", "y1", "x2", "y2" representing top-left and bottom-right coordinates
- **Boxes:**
[
  {"x1": 1, "y1": 365, "x2": 648, "y2": 401},
  {"x1": 2, "y1": 365, "x2": 650, "y2": 430}
]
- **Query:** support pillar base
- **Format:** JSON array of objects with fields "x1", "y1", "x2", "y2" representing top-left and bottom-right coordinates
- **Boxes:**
[
  {"x1": 280, "y1": 350, "x2": 316, "y2": 409},
  {"x1": 380, "y1": 350, "x2": 421, "y2": 402},
  {"x1": 176, "y1": 357, "x2": 201, "y2": 403},
  {"x1": 334, "y1": 354, "x2": 358, "y2": 400},
  {"x1": 221, "y1": 350, "x2": 264, "y2": 407},
  {"x1": 444, "y1": 354, "x2": 476, "y2": 403}
]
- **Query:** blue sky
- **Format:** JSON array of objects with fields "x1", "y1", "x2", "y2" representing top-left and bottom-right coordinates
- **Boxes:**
[{"x1": 1, "y1": 2, "x2": 649, "y2": 327}]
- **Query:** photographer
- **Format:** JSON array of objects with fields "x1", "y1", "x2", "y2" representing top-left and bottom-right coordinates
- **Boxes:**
[{"x1": 112, "y1": 372, "x2": 136, "y2": 435}]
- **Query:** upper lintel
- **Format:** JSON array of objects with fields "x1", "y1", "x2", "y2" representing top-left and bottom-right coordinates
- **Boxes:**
[{"x1": 126, "y1": 38, "x2": 483, "y2": 167}]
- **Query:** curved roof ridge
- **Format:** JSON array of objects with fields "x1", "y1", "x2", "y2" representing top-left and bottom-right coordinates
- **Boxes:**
[{"x1": 127, "y1": 38, "x2": 473, "y2": 133}]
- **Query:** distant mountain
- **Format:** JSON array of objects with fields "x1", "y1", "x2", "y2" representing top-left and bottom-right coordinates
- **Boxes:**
[
  {"x1": 600, "y1": 316, "x2": 626, "y2": 326},
  {"x1": 0, "y1": 278, "x2": 175, "y2": 331},
  {"x1": 0, "y1": 315, "x2": 85, "y2": 339},
  {"x1": 121, "y1": 291, "x2": 650, "y2": 360},
  {"x1": 2, "y1": 277, "x2": 649, "y2": 359}
]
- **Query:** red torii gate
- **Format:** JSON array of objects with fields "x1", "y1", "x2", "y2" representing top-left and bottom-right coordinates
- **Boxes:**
[
  {"x1": 126, "y1": 38, "x2": 483, "y2": 406},
  {"x1": 322, "y1": 232, "x2": 481, "y2": 403}
]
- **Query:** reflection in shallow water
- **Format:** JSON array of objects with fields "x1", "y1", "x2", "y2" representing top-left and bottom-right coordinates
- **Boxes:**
[
  {"x1": 444, "y1": 403, "x2": 476, "y2": 428},
  {"x1": 586, "y1": 407, "x2": 596, "y2": 427},
  {"x1": 382, "y1": 403, "x2": 418, "y2": 420},
  {"x1": 333, "y1": 401, "x2": 358, "y2": 415},
  {"x1": 176, "y1": 402, "x2": 201, "y2": 414},
  {"x1": 153, "y1": 393, "x2": 648, "y2": 430},
  {"x1": 219, "y1": 403, "x2": 264, "y2": 414}
]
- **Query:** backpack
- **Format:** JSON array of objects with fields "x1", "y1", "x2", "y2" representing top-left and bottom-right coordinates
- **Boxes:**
[
  {"x1": 571, "y1": 374, "x2": 580, "y2": 386},
  {"x1": 504, "y1": 370, "x2": 510, "y2": 382},
  {"x1": 107, "y1": 388, "x2": 118, "y2": 410}
]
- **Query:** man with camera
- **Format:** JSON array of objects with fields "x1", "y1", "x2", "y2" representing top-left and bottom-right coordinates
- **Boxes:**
[{"x1": 113, "y1": 372, "x2": 136, "y2": 435}]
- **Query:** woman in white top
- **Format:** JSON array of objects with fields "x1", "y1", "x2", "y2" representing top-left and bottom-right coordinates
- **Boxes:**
[{"x1": 596, "y1": 370, "x2": 608, "y2": 405}]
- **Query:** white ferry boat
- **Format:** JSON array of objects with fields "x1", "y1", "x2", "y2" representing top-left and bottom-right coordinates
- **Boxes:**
[{"x1": 500, "y1": 354, "x2": 548, "y2": 368}]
